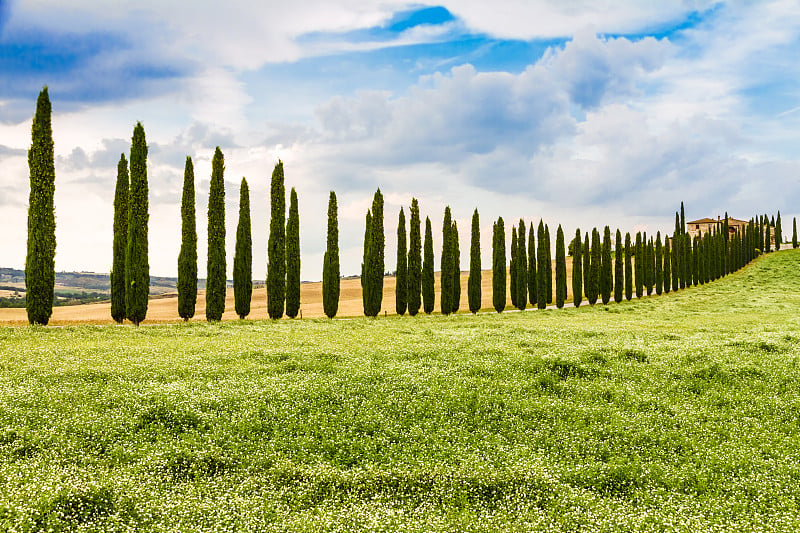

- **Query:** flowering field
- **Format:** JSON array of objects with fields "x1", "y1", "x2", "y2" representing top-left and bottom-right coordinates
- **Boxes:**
[{"x1": 1, "y1": 250, "x2": 800, "y2": 532}]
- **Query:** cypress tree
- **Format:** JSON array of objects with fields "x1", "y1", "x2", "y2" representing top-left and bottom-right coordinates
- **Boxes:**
[
  {"x1": 776, "y1": 211, "x2": 782, "y2": 250},
  {"x1": 361, "y1": 210, "x2": 373, "y2": 315},
  {"x1": 323, "y1": 191, "x2": 339, "y2": 319},
  {"x1": 205, "y1": 147, "x2": 226, "y2": 322},
  {"x1": 536, "y1": 220, "x2": 547, "y2": 309},
  {"x1": 573, "y1": 229, "x2": 583, "y2": 308},
  {"x1": 663, "y1": 237, "x2": 671, "y2": 294},
  {"x1": 625, "y1": 233, "x2": 633, "y2": 300},
  {"x1": 233, "y1": 178, "x2": 252, "y2": 319},
  {"x1": 723, "y1": 213, "x2": 729, "y2": 275},
  {"x1": 396, "y1": 207, "x2": 408, "y2": 316},
  {"x1": 583, "y1": 233, "x2": 590, "y2": 301},
  {"x1": 441, "y1": 206, "x2": 453, "y2": 315},
  {"x1": 671, "y1": 233, "x2": 679, "y2": 291},
  {"x1": 25, "y1": 87, "x2": 57, "y2": 326},
  {"x1": 517, "y1": 220, "x2": 527, "y2": 310},
  {"x1": 468, "y1": 209, "x2": 481, "y2": 314},
  {"x1": 588, "y1": 228, "x2": 600, "y2": 305},
  {"x1": 644, "y1": 234, "x2": 653, "y2": 295},
  {"x1": 285, "y1": 187, "x2": 300, "y2": 318},
  {"x1": 493, "y1": 217, "x2": 506, "y2": 313},
  {"x1": 680, "y1": 202, "x2": 685, "y2": 235},
  {"x1": 528, "y1": 222, "x2": 536, "y2": 306},
  {"x1": 655, "y1": 232, "x2": 663, "y2": 295},
  {"x1": 176, "y1": 157, "x2": 197, "y2": 322},
  {"x1": 600, "y1": 226, "x2": 612, "y2": 305},
  {"x1": 408, "y1": 199, "x2": 422, "y2": 315},
  {"x1": 452, "y1": 221, "x2": 461, "y2": 313},
  {"x1": 267, "y1": 161, "x2": 286, "y2": 319},
  {"x1": 509, "y1": 226, "x2": 518, "y2": 310},
  {"x1": 111, "y1": 153, "x2": 129, "y2": 323},
  {"x1": 125, "y1": 122, "x2": 149, "y2": 326},
  {"x1": 614, "y1": 229, "x2": 623, "y2": 303},
  {"x1": 423, "y1": 217, "x2": 435, "y2": 314},
  {"x1": 793, "y1": 217, "x2": 797, "y2": 249},
  {"x1": 369, "y1": 189, "x2": 385, "y2": 316},
  {"x1": 634, "y1": 232, "x2": 643, "y2": 298},
  {"x1": 683, "y1": 232, "x2": 692, "y2": 287},
  {"x1": 555, "y1": 225, "x2": 566, "y2": 309},
  {"x1": 545, "y1": 225, "x2": 553, "y2": 304}
]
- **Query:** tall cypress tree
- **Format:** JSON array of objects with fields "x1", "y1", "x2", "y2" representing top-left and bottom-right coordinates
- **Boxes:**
[
  {"x1": 600, "y1": 226, "x2": 612, "y2": 305},
  {"x1": 205, "y1": 147, "x2": 226, "y2": 322},
  {"x1": 111, "y1": 153, "x2": 129, "y2": 323},
  {"x1": 468, "y1": 209, "x2": 481, "y2": 314},
  {"x1": 517, "y1": 220, "x2": 527, "y2": 310},
  {"x1": 125, "y1": 122, "x2": 149, "y2": 326},
  {"x1": 776, "y1": 211, "x2": 783, "y2": 250},
  {"x1": 322, "y1": 191, "x2": 339, "y2": 319},
  {"x1": 492, "y1": 217, "x2": 506, "y2": 313},
  {"x1": 527, "y1": 222, "x2": 536, "y2": 307},
  {"x1": 441, "y1": 206, "x2": 453, "y2": 315},
  {"x1": 509, "y1": 226, "x2": 518, "y2": 310},
  {"x1": 423, "y1": 217, "x2": 435, "y2": 314},
  {"x1": 588, "y1": 228, "x2": 600, "y2": 305},
  {"x1": 793, "y1": 217, "x2": 797, "y2": 249},
  {"x1": 396, "y1": 208, "x2": 408, "y2": 316},
  {"x1": 285, "y1": 187, "x2": 300, "y2": 318},
  {"x1": 452, "y1": 221, "x2": 461, "y2": 313},
  {"x1": 614, "y1": 229, "x2": 623, "y2": 303},
  {"x1": 267, "y1": 160, "x2": 286, "y2": 319},
  {"x1": 634, "y1": 232, "x2": 643, "y2": 299},
  {"x1": 545, "y1": 225, "x2": 553, "y2": 304},
  {"x1": 655, "y1": 232, "x2": 663, "y2": 295},
  {"x1": 583, "y1": 233, "x2": 591, "y2": 301},
  {"x1": 671, "y1": 233, "x2": 679, "y2": 291},
  {"x1": 644, "y1": 234, "x2": 653, "y2": 295},
  {"x1": 177, "y1": 157, "x2": 196, "y2": 322},
  {"x1": 624, "y1": 233, "x2": 633, "y2": 300},
  {"x1": 407, "y1": 199, "x2": 422, "y2": 316},
  {"x1": 233, "y1": 178, "x2": 252, "y2": 319},
  {"x1": 684, "y1": 233, "x2": 692, "y2": 287},
  {"x1": 536, "y1": 220, "x2": 547, "y2": 309},
  {"x1": 26, "y1": 87, "x2": 56, "y2": 325},
  {"x1": 692, "y1": 234, "x2": 700, "y2": 286},
  {"x1": 362, "y1": 210, "x2": 373, "y2": 315},
  {"x1": 572, "y1": 229, "x2": 583, "y2": 308},
  {"x1": 555, "y1": 225, "x2": 566, "y2": 309},
  {"x1": 663, "y1": 236, "x2": 671, "y2": 294},
  {"x1": 369, "y1": 189, "x2": 385, "y2": 316}
]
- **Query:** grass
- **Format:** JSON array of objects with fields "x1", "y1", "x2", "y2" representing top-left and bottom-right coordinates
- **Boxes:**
[{"x1": 1, "y1": 250, "x2": 800, "y2": 531}]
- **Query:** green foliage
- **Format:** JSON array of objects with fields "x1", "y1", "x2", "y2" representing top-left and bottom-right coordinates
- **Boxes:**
[
  {"x1": 396, "y1": 208, "x2": 408, "y2": 316},
  {"x1": 516, "y1": 220, "x2": 527, "y2": 310},
  {"x1": 205, "y1": 147, "x2": 226, "y2": 322},
  {"x1": 323, "y1": 192, "x2": 340, "y2": 319},
  {"x1": 452, "y1": 221, "x2": 461, "y2": 314},
  {"x1": 644, "y1": 234, "x2": 653, "y2": 296},
  {"x1": 625, "y1": 233, "x2": 633, "y2": 300},
  {"x1": 671, "y1": 232, "x2": 679, "y2": 292},
  {"x1": 233, "y1": 178, "x2": 252, "y2": 320},
  {"x1": 776, "y1": 211, "x2": 782, "y2": 250},
  {"x1": 614, "y1": 229, "x2": 623, "y2": 303},
  {"x1": 111, "y1": 153, "x2": 129, "y2": 323},
  {"x1": 587, "y1": 228, "x2": 600, "y2": 305},
  {"x1": 177, "y1": 157, "x2": 197, "y2": 322},
  {"x1": 422, "y1": 217, "x2": 435, "y2": 314},
  {"x1": 468, "y1": 209, "x2": 481, "y2": 314},
  {"x1": 600, "y1": 226, "x2": 612, "y2": 305},
  {"x1": 555, "y1": 225, "x2": 566, "y2": 309},
  {"x1": 583, "y1": 233, "x2": 590, "y2": 302},
  {"x1": 537, "y1": 220, "x2": 547, "y2": 310},
  {"x1": 572, "y1": 229, "x2": 582, "y2": 308},
  {"x1": 510, "y1": 226, "x2": 518, "y2": 310},
  {"x1": 793, "y1": 217, "x2": 797, "y2": 249},
  {"x1": 528, "y1": 223, "x2": 536, "y2": 307},
  {"x1": 545, "y1": 226, "x2": 553, "y2": 304},
  {"x1": 407, "y1": 199, "x2": 422, "y2": 316},
  {"x1": 267, "y1": 161, "x2": 286, "y2": 319},
  {"x1": 26, "y1": 87, "x2": 56, "y2": 326},
  {"x1": 285, "y1": 188, "x2": 300, "y2": 319},
  {"x1": 493, "y1": 217, "x2": 506, "y2": 313},
  {"x1": 125, "y1": 122, "x2": 149, "y2": 326},
  {"x1": 655, "y1": 232, "x2": 663, "y2": 295},
  {"x1": 362, "y1": 190, "x2": 385, "y2": 317},
  {"x1": 634, "y1": 232, "x2": 643, "y2": 299},
  {"x1": 441, "y1": 207, "x2": 453, "y2": 315}
]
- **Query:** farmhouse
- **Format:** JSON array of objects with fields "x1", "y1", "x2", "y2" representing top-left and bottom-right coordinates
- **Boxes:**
[{"x1": 686, "y1": 215, "x2": 775, "y2": 246}]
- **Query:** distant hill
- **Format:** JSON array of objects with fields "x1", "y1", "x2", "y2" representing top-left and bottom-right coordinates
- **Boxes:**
[{"x1": 0, "y1": 267, "x2": 246, "y2": 295}]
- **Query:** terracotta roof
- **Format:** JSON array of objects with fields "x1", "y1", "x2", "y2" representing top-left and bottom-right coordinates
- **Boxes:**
[{"x1": 686, "y1": 218, "x2": 718, "y2": 224}]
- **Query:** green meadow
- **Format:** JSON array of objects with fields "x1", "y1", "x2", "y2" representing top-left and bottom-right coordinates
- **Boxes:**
[{"x1": 1, "y1": 250, "x2": 800, "y2": 531}]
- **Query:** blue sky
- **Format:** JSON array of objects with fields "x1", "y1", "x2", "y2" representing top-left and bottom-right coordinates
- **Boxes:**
[{"x1": 0, "y1": 1, "x2": 799, "y2": 279}]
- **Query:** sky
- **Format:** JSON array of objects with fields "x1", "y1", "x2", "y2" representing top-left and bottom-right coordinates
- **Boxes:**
[{"x1": 0, "y1": 0, "x2": 799, "y2": 280}]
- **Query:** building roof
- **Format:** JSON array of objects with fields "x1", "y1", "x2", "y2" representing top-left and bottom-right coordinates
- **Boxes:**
[{"x1": 687, "y1": 216, "x2": 749, "y2": 225}]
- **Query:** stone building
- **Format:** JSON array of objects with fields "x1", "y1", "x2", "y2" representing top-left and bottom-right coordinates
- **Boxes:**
[{"x1": 686, "y1": 216, "x2": 774, "y2": 247}]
